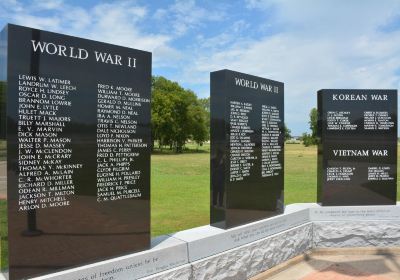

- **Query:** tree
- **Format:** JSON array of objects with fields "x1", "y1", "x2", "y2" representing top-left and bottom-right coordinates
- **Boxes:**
[
  {"x1": 151, "y1": 76, "x2": 181, "y2": 149},
  {"x1": 309, "y1": 107, "x2": 318, "y2": 138},
  {"x1": 198, "y1": 97, "x2": 210, "y2": 140},
  {"x1": 198, "y1": 97, "x2": 210, "y2": 112},
  {"x1": 188, "y1": 102, "x2": 208, "y2": 147},
  {"x1": 151, "y1": 76, "x2": 208, "y2": 152},
  {"x1": 283, "y1": 123, "x2": 291, "y2": 141},
  {"x1": 301, "y1": 107, "x2": 319, "y2": 146},
  {"x1": 301, "y1": 132, "x2": 314, "y2": 147}
]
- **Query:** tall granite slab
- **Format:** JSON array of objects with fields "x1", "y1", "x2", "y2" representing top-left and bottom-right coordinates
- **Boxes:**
[
  {"x1": 210, "y1": 69, "x2": 284, "y2": 229},
  {"x1": 0, "y1": 24, "x2": 151, "y2": 279},
  {"x1": 317, "y1": 89, "x2": 397, "y2": 206}
]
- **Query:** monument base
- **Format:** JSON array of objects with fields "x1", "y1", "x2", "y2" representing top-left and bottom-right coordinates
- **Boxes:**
[{"x1": 5, "y1": 203, "x2": 399, "y2": 280}]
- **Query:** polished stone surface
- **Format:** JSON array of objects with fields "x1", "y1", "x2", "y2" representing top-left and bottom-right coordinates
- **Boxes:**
[
  {"x1": 317, "y1": 89, "x2": 397, "y2": 206},
  {"x1": 0, "y1": 24, "x2": 151, "y2": 279},
  {"x1": 210, "y1": 69, "x2": 284, "y2": 229}
]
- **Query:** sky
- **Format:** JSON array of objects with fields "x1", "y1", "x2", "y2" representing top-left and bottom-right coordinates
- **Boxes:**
[{"x1": 1, "y1": 0, "x2": 400, "y2": 136}]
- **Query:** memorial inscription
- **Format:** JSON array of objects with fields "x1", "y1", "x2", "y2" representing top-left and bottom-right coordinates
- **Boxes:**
[
  {"x1": 0, "y1": 24, "x2": 151, "y2": 280},
  {"x1": 211, "y1": 69, "x2": 284, "y2": 229},
  {"x1": 17, "y1": 74, "x2": 82, "y2": 211},
  {"x1": 317, "y1": 89, "x2": 397, "y2": 206},
  {"x1": 173, "y1": 209, "x2": 309, "y2": 262},
  {"x1": 310, "y1": 205, "x2": 400, "y2": 221}
]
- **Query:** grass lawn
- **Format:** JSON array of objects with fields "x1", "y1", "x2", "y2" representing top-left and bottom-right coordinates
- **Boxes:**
[
  {"x1": 151, "y1": 150, "x2": 210, "y2": 237},
  {"x1": 284, "y1": 144, "x2": 317, "y2": 204}
]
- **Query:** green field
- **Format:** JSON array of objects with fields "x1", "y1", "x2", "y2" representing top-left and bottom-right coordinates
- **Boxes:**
[
  {"x1": 151, "y1": 150, "x2": 210, "y2": 236},
  {"x1": 151, "y1": 143, "x2": 400, "y2": 236}
]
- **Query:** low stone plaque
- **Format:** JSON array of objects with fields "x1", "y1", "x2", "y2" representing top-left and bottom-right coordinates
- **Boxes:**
[
  {"x1": 210, "y1": 69, "x2": 284, "y2": 229},
  {"x1": 284, "y1": 203, "x2": 320, "y2": 214},
  {"x1": 172, "y1": 209, "x2": 309, "y2": 261},
  {"x1": 317, "y1": 89, "x2": 397, "y2": 206},
  {"x1": 310, "y1": 205, "x2": 400, "y2": 221},
  {"x1": 31, "y1": 236, "x2": 188, "y2": 280},
  {"x1": 0, "y1": 24, "x2": 151, "y2": 279}
]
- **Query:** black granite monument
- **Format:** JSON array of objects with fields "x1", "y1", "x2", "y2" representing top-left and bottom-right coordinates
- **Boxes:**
[
  {"x1": 317, "y1": 89, "x2": 397, "y2": 206},
  {"x1": 210, "y1": 69, "x2": 284, "y2": 229},
  {"x1": 0, "y1": 24, "x2": 151, "y2": 279}
]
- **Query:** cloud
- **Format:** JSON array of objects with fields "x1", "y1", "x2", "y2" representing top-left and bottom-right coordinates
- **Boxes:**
[
  {"x1": 154, "y1": 0, "x2": 227, "y2": 37},
  {"x1": 33, "y1": 0, "x2": 64, "y2": 11},
  {"x1": 0, "y1": 0, "x2": 176, "y2": 67},
  {"x1": 12, "y1": 13, "x2": 61, "y2": 30},
  {"x1": 85, "y1": 2, "x2": 170, "y2": 52},
  {"x1": 176, "y1": 0, "x2": 400, "y2": 134}
]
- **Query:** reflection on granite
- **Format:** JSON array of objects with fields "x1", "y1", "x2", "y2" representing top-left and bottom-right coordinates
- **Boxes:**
[
  {"x1": 210, "y1": 70, "x2": 284, "y2": 229},
  {"x1": 1, "y1": 24, "x2": 151, "y2": 279},
  {"x1": 317, "y1": 89, "x2": 397, "y2": 206}
]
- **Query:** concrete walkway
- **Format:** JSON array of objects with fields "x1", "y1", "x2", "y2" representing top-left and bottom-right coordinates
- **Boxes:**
[{"x1": 251, "y1": 248, "x2": 400, "y2": 280}]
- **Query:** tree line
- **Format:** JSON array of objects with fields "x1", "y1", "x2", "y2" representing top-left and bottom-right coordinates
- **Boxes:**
[{"x1": 152, "y1": 76, "x2": 322, "y2": 152}]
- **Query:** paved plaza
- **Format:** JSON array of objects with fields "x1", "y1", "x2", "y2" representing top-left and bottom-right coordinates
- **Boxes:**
[{"x1": 252, "y1": 249, "x2": 400, "y2": 280}]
